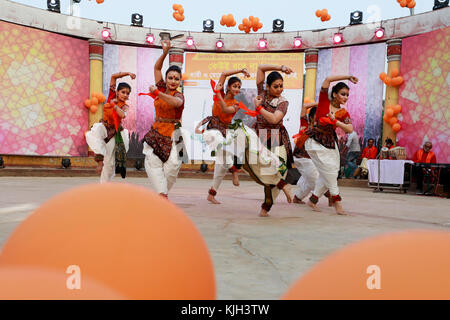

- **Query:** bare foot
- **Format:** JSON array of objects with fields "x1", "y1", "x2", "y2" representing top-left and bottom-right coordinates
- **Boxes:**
[
  {"x1": 333, "y1": 201, "x2": 347, "y2": 215},
  {"x1": 259, "y1": 208, "x2": 270, "y2": 217},
  {"x1": 307, "y1": 200, "x2": 321, "y2": 212},
  {"x1": 232, "y1": 171, "x2": 240, "y2": 187},
  {"x1": 327, "y1": 195, "x2": 333, "y2": 207},
  {"x1": 293, "y1": 195, "x2": 305, "y2": 204},
  {"x1": 282, "y1": 185, "x2": 292, "y2": 203},
  {"x1": 96, "y1": 161, "x2": 104, "y2": 174},
  {"x1": 207, "y1": 194, "x2": 221, "y2": 204}
]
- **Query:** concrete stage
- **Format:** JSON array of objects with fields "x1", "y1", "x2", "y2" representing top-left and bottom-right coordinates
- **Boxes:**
[{"x1": 0, "y1": 176, "x2": 449, "y2": 299}]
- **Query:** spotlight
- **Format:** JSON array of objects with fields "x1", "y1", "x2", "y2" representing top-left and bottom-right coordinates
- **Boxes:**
[
  {"x1": 131, "y1": 13, "x2": 144, "y2": 27},
  {"x1": 203, "y1": 19, "x2": 214, "y2": 32},
  {"x1": 0, "y1": 156, "x2": 4, "y2": 168},
  {"x1": 61, "y1": 158, "x2": 71, "y2": 169},
  {"x1": 101, "y1": 28, "x2": 111, "y2": 40},
  {"x1": 333, "y1": 33, "x2": 343, "y2": 45},
  {"x1": 216, "y1": 39, "x2": 224, "y2": 49},
  {"x1": 293, "y1": 37, "x2": 302, "y2": 48},
  {"x1": 350, "y1": 10, "x2": 363, "y2": 25},
  {"x1": 433, "y1": 0, "x2": 449, "y2": 10},
  {"x1": 272, "y1": 19, "x2": 284, "y2": 32},
  {"x1": 145, "y1": 33, "x2": 155, "y2": 45},
  {"x1": 186, "y1": 36, "x2": 195, "y2": 47},
  {"x1": 375, "y1": 28, "x2": 385, "y2": 39},
  {"x1": 258, "y1": 38, "x2": 267, "y2": 49},
  {"x1": 47, "y1": 0, "x2": 61, "y2": 13}
]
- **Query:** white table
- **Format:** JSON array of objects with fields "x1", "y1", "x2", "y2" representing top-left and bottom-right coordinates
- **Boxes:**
[{"x1": 368, "y1": 159, "x2": 414, "y2": 192}]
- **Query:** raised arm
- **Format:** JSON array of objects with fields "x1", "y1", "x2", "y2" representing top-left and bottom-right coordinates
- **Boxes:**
[
  {"x1": 218, "y1": 68, "x2": 250, "y2": 86},
  {"x1": 253, "y1": 95, "x2": 285, "y2": 124},
  {"x1": 321, "y1": 75, "x2": 358, "y2": 90},
  {"x1": 256, "y1": 64, "x2": 293, "y2": 87},
  {"x1": 110, "y1": 72, "x2": 136, "y2": 89},
  {"x1": 154, "y1": 40, "x2": 171, "y2": 84},
  {"x1": 215, "y1": 83, "x2": 238, "y2": 114},
  {"x1": 300, "y1": 102, "x2": 318, "y2": 118}
]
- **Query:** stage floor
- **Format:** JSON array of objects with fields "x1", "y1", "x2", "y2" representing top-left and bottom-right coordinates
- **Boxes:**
[{"x1": 1, "y1": 177, "x2": 449, "y2": 299}]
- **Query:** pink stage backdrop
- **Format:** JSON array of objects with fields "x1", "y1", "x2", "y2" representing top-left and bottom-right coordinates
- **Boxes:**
[
  {"x1": 0, "y1": 21, "x2": 89, "y2": 156},
  {"x1": 398, "y1": 27, "x2": 450, "y2": 163}
]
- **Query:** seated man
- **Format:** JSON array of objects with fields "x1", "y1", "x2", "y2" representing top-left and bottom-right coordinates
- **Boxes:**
[
  {"x1": 412, "y1": 141, "x2": 437, "y2": 194},
  {"x1": 380, "y1": 138, "x2": 394, "y2": 160},
  {"x1": 353, "y1": 138, "x2": 377, "y2": 179}
]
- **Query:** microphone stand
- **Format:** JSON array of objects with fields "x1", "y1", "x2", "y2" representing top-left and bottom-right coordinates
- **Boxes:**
[{"x1": 373, "y1": 149, "x2": 385, "y2": 193}]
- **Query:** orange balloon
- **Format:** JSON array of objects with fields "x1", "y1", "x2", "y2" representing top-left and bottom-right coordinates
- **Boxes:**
[
  {"x1": 396, "y1": 76, "x2": 404, "y2": 85},
  {"x1": 322, "y1": 9, "x2": 328, "y2": 15},
  {"x1": 392, "y1": 123, "x2": 401, "y2": 132},
  {"x1": 391, "y1": 69, "x2": 399, "y2": 77},
  {"x1": 0, "y1": 266, "x2": 125, "y2": 300},
  {"x1": 385, "y1": 108, "x2": 394, "y2": 118},
  {"x1": 383, "y1": 114, "x2": 390, "y2": 122},
  {"x1": 84, "y1": 99, "x2": 91, "y2": 108},
  {"x1": 252, "y1": 26, "x2": 258, "y2": 32},
  {"x1": 0, "y1": 184, "x2": 216, "y2": 300},
  {"x1": 98, "y1": 94, "x2": 106, "y2": 104},
  {"x1": 243, "y1": 18, "x2": 251, "y2": 27},
  {"x1": 389, "y1": 117, "x2": 398, "y2": 126},
  {"x1": 321, "y1": 15, "x2": 327, "y2": 22},
  {"x1": 172, "y1": 4, "x2": 180, "y2": 10},
  {"x1": 384, "y1": 77, "x2": 392, "y2": 86},
  {"x1": 231, "y1": 20, "x2": 236, "y2": 27},
  {"x1": 408, "y1": 1, "x2": 416, "y2": 8},
  {"x1": 178, "y1": 15, "x2": 185, "y2": 21},
  {"x1": 238, "y1": 24, "x2": 245, "y2": 31},
  {"x1": 326, "y1": 14, "x2": 331, "y2": 21},
  {"x1": 245, "y1": 27, "x2": 250, "y2": 34},
  {"x1": 96, "y1": 0, "x2": 104, "y2": 3},
  {"x1": 173, "y1": 12, "x2": 179, "y2": 20},
  {"x1": 393, "y1": 104, "x2": 402, "y2": 114},
  {"x1": 379, "y1": 72, "x2": 387, "y2": 81},
  {"x1": 257, "y1": 22, "x2": 263, "y2": 29},
  {"x1": 400, "y1": 0, "x2": 407, "y2": 7},
  {"x1": 90, "y1": 105, "x2": 97, "y2": 113},
  {"x1": 315, "y1": 10, "x2": 322, "y2": 17},
  {"x1": 177, "y1": 7, "x2": 184, "y2": 14},
  {"x1": 90, "y1": 97, "x2": 98, "y2": 105},
  {"x1": 283, "y1": 230, "x2": 450, "y2": 299}
]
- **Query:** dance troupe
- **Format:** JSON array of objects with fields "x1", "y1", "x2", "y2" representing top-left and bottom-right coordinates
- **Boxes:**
[{"x1": 86, "y1": 40, "x2": 358, "y2": 217}]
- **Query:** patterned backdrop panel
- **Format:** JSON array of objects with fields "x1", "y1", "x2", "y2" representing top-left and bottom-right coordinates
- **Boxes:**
[
  {"x1": 0, "y1": 21, "x2": 89, "y2": 156},
  {"x1": 103, "y1": 44, "x2": 166, "y2": 158},
  {"x1": 398, "y1": 27, "x2": 450, "y2": 163},
  {"x1": 315, "y1": 43, "x2": 385, "y2": 144}
]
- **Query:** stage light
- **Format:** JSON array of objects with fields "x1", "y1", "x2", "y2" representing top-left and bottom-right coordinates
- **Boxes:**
[
  {"x1": 61, "y1": 158, "x2": 71, "y2": 169},
  {"x1": 145, "y1": 33, "x2": 155, "y2": 45},
  {"x1": 333, "y1": 33, "x2": 343, "y2": 45},
  {"x1": 131, "y1": 13, "x2": 144, "y2": 27},
  {"x1": 258, "y1": 38, "x2": 267, "y2": 49},
  {"x1": 273, "y1": 19, "x2": 284, "y2": 32},
  {"x1": 216, "y1": 39, "x2": 224, "y2": 49},
  {"x1": 47, "y1": 0, "x2": 61, "y2": 13},
  {"x1": 350, "y1": 11, "x2": 363, "y2": 25},
  {"x1": 293, "y1": 37, "x2": 302, "y2": 48},
  {"x1": 433, "y1": 0, "x2": 449, "y2": 10},
  {"x1": 203, "y1": 19, "x2": 214, "y2": 32},
  {"x1": 375, "y1": 28, "x2": 385, "y2": 39},
  {"x1": 186, "y1": 36, "x2": 194, "y2": 47},
  {"x1": 101, "y1": 28, "x2": 111, "y2": 40}
]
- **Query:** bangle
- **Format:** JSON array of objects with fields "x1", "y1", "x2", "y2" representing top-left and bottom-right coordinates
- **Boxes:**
[
  {"x1": 256, "y1": 106, "x2": 263, "y2": 112},
  {"x1": 153, "y1": 89, "x2": 160, "y2": 96}
]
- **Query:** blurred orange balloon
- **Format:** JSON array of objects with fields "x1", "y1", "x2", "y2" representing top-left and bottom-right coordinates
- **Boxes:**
[
  {"x1": 178, "y1": 15, "x2": 185, "y2": 22},
  {"x1": 408, "y1": 1, "x2": 416, "y2": 8},
  {"x1": 384, "y1": 77, "x2": 392, "y2": 86},
  {"x1": 96, "y1": 0, "x2": 104, "y2": 3},
  {"x1": 243, "y1": 18, "x2": 250, "y2": 27},
  {"x1": 0, "y1": 266, "x2": 125, "y2": 300},
  {"x1": 315, "y1": 10, "x2": 322, "y2": 17},
  {"x1": 392, "y1": 123, "x2": 401, "y2": 132},
  {"x1": 393, "y1": 104, "x2": 402, "y2": 114},
  {"x1": 91, "y1": 97, "x2": 99, "y2": 105},
  {"x1": 383, "y1": 114, "x2": 390, "y2": 122},
  {"x1": 282, "y1": 230, "x2": 450, "y2": 299},
  {"x1": 98, "y1": 94, "x2": 106, "y2": 104},
  {"x1": 84, "y1": 99, "x2": 91, "y2": 108},
  {"x1": 238, "y1": 24, "x2": 244, "y2": 31},
  {"x1": 90, "y1": 105, "x2": 97, "y2": 113},
  {"x1": 400, "y1": 0, "x2": 407, "y2": 7},
  {"x1": 391, "y1": 69, "x2": 399, "y2": 77},
  {"x1": 0, "y1": 184, "x2": 216, "y2": 300},
  {"x1": 385, "y1": 108, "x2": 394, "y2": 118},
  {"x1": 379, "y1": 72, "x2": 387, "y2": 81},
  {"x1": 396, "y1": 76, "x2": 404, "y2": 85},
  {"x1": 389, "y1": 117, "x2": 398, "y2": 126},
  {"x1": 177, "y1": 7, "x2": 184, "y2": 15}
]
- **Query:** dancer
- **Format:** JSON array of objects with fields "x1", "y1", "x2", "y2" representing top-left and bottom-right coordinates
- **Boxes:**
[
  {"x1": 196, "y1": 68, "x2": 250, "y2": 204},
  {"x1": 85, "y1": 71, "x2": 135, "y2": 183},
  {"x1": 252, "y1": 64, "x2": 294, "y2": 217},
  {"x1": 142, "y1": 40, "x2": 187, "y2": 198},
  {"x1": 292, "y1": 102, "x2": 320, "y2": 204},
  {"x1": 299, "y1": 75, "x2": 358, "y2": 215}
]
